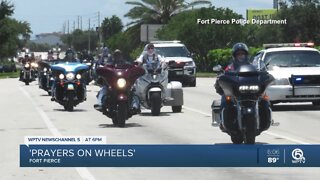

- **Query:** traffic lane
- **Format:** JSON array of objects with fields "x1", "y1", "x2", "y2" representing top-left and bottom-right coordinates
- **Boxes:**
[
  {"x1": 5, "y1": 78, "x2": 320, "y2": 180},
  {"x1": 0, "y1": 79, "x2": 81, "y2": 180},
  {"x1": 187, "y1": 78, "x2": 320, "y2": 144}
]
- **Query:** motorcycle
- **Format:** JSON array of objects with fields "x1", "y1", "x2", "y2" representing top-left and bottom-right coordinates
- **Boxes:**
[
  {"x1": 50, "y1": 62, "x2": 89, "y2": 111},
  {"x1": 20, "y1": 62, "x2": 34, "y2": 85},
  {"x1": 38, "y1": 60, "x2": 55, "y2": 95},
  {"x1": 135, "y1": 61, "x2": 184, "y2": 116},
  {"x1": 82, "y1": 59, "x2": 94, "y2": 85},
  {"x1": 96, "y1": 63, "x2": 145, "y2": 127},
  {"x1": 211, "y1": 64, "x2": 275, "y2": 144}
]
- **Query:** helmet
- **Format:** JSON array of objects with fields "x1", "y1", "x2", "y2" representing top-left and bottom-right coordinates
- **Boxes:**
[
  {"x1": 48, "y1": 50, "x2": 53, "y2": 55},
  {"x1": 232, "y1": 43, "x2": 249, "y2": 58},
  {"x1": 65, "y1": 48, "x2": 75, "y2": 56}
]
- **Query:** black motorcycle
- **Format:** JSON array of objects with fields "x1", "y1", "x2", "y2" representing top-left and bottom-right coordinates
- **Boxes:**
[
  {"x1": 38, "y1": 60, "x2": 55, "y2": 95},
  {"x1": 212, "y1": 64, "x2": 275, "y2": 144}
]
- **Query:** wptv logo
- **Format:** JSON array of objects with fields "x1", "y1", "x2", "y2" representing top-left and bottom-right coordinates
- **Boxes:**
[{"x1": 291, "y1": 148, "x2": 306, "y2": 164}]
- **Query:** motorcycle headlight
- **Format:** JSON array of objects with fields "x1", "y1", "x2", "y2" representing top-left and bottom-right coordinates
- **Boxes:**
[
  {"x1": 76, "y1": 74, "x2": 81, "y2": 79},
  {"x1": 185, "y1": 61, "x2": 195, "y2": 67},
  {"x1": 59, "y1": 74, "x2": 65, "y2": 80},
  {"x1": 31, "y1": 62, "x2": 38, "y2": 68},
  {"x1": 43, "y1": 68, "x2": 48, "y2": 72},
  {"x1": 66, "y1": 73, "x2": 75, "y2": 81},
  {"x1": 239, "y1": 85, "x2": 260, "y2": 93},
  {"x1": 153, "y1": 75, "x2": 157, "y2": 80},
  {"x1": 117, "y1": 78, "x2": 126, "y2": 89},
  {"x1": 25, "y1": 64, "x2": 30, "y2": 68}
]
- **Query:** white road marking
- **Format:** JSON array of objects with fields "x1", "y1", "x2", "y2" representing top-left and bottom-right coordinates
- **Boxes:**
[
  {"x1": 183, "y1": 105, "x2": 311, "y2": 144},
  {"x1": 19, "y1": 86, "x2": 96, "y2": 180}
]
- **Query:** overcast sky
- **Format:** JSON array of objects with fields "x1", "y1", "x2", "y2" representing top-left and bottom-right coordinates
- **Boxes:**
[{"x1": 10, "y1": 0, "x2": 274, "y2": 36}]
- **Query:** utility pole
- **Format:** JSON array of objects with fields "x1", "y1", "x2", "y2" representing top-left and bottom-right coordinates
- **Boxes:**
[
  {"x1": 67, "y1": 20, "x2": 70, "y2": 34},
  {"x1": 80, "y1": 16, "x2": 82, "y2": 30},
  {"x1": 88, "y1": 18, "x2": 91, "y2": 53},
  {"x1": 98, "y1": 11, "x2": 102, "y2": 45},
  {"x1": 77, "y1": 16, "x2": 80, "y2": 29}
]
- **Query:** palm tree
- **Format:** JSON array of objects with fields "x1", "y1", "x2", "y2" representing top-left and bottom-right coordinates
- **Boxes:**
[
  {"x1": 0, "y1": 0, "x2": 14, "y2": 20},
  {"x1": 125, "y1": 0, "x2": 212, "y2": 25}
]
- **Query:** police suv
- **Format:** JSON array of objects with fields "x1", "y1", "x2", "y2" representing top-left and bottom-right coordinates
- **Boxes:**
[
  {"x1": 252, "y1": 43, "x2": 320, "y2": 106},
  {"x1": 142, "y1": 41, "x2": 197, "y2": 87}
]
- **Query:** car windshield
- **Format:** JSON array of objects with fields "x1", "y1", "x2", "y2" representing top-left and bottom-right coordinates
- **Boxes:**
[
  {"x1": 155, "y1": 46, "x2": 190, "y2": 57},
  {"x1": 264, "y1": 50, "x2": 320, "y2": 67}
]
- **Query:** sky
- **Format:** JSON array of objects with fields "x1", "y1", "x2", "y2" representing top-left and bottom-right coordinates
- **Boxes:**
[{"x1": 10, "y1": 0, "x2": 274, "y2": 37}]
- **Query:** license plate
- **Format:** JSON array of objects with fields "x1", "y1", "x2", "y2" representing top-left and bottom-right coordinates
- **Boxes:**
[
  {"x1": 67, "y1": 84, "x2": 74, "y2": 90},
  {"x1": 176, "y1": 71, "x2": 183, "y2": 75}
]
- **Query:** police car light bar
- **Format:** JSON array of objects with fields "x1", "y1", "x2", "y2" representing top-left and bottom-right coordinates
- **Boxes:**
[
  {"x1": 263, "y1": 42, "x2": 315, "y2": 49},
  {"x1": 150, "y1": 40, "x2": 181, "y2": 44}
]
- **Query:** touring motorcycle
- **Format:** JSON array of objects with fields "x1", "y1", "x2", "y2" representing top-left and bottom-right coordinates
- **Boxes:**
[
  {"x1": 211, "y1": 64, "x2": 275, "y2": 144},
  {"x1": 20, "y1": 62, "x2": 36, "y2": 85},
  {"x1": 135, "y1": 61, "x2": 183, "y2": 116},
  {"x1": 38, "y1": 60, "x2": 55, "y2": 95},
  {"x1": 96, "y1": 63, "x2": 145, "y2": 127},
  {"x1": 50, "y1": 62, "x2": 89, "y2": 111}
]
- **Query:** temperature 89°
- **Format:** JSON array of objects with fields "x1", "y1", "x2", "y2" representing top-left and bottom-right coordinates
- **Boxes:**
[{"x1": 268, "y1": 157, "x2": 279, "y2": 163}]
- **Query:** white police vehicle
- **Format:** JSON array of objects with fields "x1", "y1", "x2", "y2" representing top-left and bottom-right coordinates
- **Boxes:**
[
  {"x1": 252, "y1": 42, "x2": 320, "y2": 106},
  {"x1": 142, "y1": 41, "x2": 197, "y2": 87}
]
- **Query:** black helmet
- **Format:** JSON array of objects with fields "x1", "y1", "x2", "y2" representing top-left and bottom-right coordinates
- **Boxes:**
[
  {"x1": 65, "y1": 48, "x2": 75, "y2": 56},
  {"x1": 48, "y1": 50, "x2": 53, "y2": 55},
  {"x1": 232, "y1": 43, "x2": 249, "y2": 58}
]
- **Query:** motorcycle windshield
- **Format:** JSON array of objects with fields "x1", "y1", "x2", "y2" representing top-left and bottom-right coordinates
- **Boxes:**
[
  {"x1": 96, "y1": 64, "x2": 145, "y2": 88},
  {"x1": 219, "y1": 65, "x2": 274, "y2": 98},
  {"x1": 51, "y1": 62, "x2": 89, "y2": 74}
]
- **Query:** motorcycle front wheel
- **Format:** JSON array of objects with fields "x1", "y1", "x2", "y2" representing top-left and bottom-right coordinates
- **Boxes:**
[
  {"x1": 64, "y1": 93, "x2": 74, "y2": 112},
  {"x1": 116, "y1": 102, "x2": 127, "y2": 128},
  {"x1": 151, "y1": 93, "x2": 161, "y2": 116},
  {"x1": 243, "y1": 114, "x2": 257, "y2": 144}
]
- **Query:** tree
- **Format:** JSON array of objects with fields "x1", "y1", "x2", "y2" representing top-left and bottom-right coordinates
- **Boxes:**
[
  {"x1": 101, "y1": 15, "x2": 123, "y2": 41},
  {"x1": 157, "y1": 7, "x2": 246, "y2": 71},
  {"x1": 277, "y1": 0, "x2": 320, "y2": 43},
  {"x1": 0, "y1": 1, "x2": 31, "y2": 58},
  {"x1": 61, "y1": 29, "x2": 98, "y2": 52},
  {"x1": 0, "y1": 0, "x2": 14, "y2": 20},
  {"x1": 125, "y1": 0, "x2": 211, "y2": 25}
]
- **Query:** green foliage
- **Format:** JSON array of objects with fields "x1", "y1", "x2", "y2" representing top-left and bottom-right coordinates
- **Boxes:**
[
  {"x1": 60, "y1": 29, "x2": 98, "y2": 52},
  {"x1": 125, "y1": 0, "x2": 211, "y2": 25},
  {"x1": 106, "y1": 25, "x2": 144, "y2": 60},
  {"x1": 0, "y1": 1, "x2": 31, "y2": 58},
  {"x1": 157, "y1": 7, "x2": 246, "y2": 71},
  {"x1": 101, "y1": 15, "x2": 123, "y2": 41},
  {"x1": 0, "y1": 0, "x2": 14, "y2": 20},
  {"x1": 130, "y1": 45, "x2": 144, "y2": 60},
  {"x1": 207, "y1": 47, "x2": 263, "y2": 69}
]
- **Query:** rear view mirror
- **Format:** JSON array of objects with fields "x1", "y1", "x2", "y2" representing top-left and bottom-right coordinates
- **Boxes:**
[{"x1": 212, "y1": 65, "x2": 223, "y2": 73}]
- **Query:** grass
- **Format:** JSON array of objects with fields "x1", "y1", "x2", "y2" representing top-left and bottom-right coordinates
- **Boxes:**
[
  {"x1": 196, "y1": 72, "x2": 217, "y2": 78},
  {"x1": 0, "y1": 71, "x2": 19, "y2": 79}
]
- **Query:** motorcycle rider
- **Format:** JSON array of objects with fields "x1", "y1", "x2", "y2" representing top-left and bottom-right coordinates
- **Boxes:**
[
  {"x1": 94, "y1": 49, "x2": 139, "y2": 111},
  {"x1": 214, "y1": 42, "x2": 271, "y2": 130},
  {"x1": 64, "y1": 48, "x2": 79, "y2": 62},
  {"x1": 136, "y1": 43, "x2": 165, "y2": 67},
  {"x1": 51, "y1": 48, "x2": 79, "y2": 100},
  {"x1": 47, "y1": 50, "x2": 55, "y2": 61},
  {"x1": 215, "y1": 42, "x2": 250, "y2": 108}
]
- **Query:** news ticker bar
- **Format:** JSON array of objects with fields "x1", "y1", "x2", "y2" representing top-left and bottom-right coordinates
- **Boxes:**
[{"x1": 20, "y1": 144, "x2": 320, "y2": 167}]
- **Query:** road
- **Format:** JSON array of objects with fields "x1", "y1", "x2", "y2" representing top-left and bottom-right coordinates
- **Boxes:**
[{"x1": 0, "y1": 78, "x2": 319, "y2": 180}]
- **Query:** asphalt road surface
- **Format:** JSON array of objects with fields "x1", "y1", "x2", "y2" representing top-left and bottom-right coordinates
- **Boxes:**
[{"x1": 0, "y1": 78, "x2": 319, "y2": 180}]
